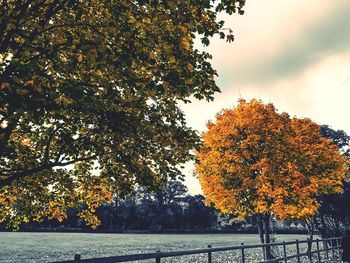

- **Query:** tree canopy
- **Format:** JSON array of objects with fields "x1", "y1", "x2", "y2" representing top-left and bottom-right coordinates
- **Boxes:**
[
  {"x1": 196, "y1": 99, "x2": 348, "y2": 222},
  {"x1": 321, "y1": 125, "x2": 350, "y2": 159},
  {"x1": 0, "y1": 0, "x2": 245, "y2": 228},
  {"x1": 317, "y1": 125, "x2": 350, "y2": 237}
]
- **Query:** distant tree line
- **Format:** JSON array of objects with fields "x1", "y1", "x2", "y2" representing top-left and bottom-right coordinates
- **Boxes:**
[
  {"x1": 94, "y1": 180, "x2": 218, "y2": 231},
  {"x1": 1, "y1": 177, "x2": 349, "y2": 235},
  {"x1": 2, "y1": 180, "x2": 218, "y2": 231}
]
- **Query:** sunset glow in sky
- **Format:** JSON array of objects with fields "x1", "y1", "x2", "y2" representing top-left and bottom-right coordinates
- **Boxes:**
[{"x1": 182, "y1": 0, "x2": 350, "y2": 194}]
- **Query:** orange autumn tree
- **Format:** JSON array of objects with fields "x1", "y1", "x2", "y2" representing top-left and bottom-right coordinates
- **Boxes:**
[{"x1": 196, "y1": 99, "x2": 348, "y2": 255}]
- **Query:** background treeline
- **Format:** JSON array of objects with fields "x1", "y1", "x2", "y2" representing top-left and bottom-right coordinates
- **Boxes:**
[
  {"x1": 4, "y1": 180, "x2": 219, "y2": 232},
  {"x1": 1, "y1": 179, "x2": 349, "y2": 236}
]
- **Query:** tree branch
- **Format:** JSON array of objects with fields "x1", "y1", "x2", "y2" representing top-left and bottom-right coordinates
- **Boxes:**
[
  {"x1": 0, "y1": 151, "x2": 112, "y2": 188},
  {"x1": 43, "y1": 125, "x2": 61, "y2": 164}
]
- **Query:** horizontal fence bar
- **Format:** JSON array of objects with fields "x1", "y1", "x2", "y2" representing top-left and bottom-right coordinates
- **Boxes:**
[
  {"x1": 51, "y1": 237, "x2": 342, "y2": 263},
  {"x1": 51, "y1": 252, "x2": 158, "y2": 263}
]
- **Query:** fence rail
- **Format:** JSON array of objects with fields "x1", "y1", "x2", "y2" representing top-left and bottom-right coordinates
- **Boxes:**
[{"x1": 51, "y1": 237, "x2": 341, "y2": 263}]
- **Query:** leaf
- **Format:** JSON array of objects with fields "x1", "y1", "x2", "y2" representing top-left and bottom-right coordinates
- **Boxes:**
[
  {"x1": 226, "y1": 34, "x2": 235, "y2": 43},
  {"x1": 25, "y1": 79, "x2": 34, "y2": 85},
  {"x1": 0, "y1": 82, "x2": 10, "y2": 89},
  {"x1": 77, "y1": 53, "x2": 84, "y2": 62}
]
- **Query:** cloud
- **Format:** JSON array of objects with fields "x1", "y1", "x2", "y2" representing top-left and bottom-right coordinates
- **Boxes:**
[{"x1": 230, "y1": 2, "x2": 350, "y2": 85}]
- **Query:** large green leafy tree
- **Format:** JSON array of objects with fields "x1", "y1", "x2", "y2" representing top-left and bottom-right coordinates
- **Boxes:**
[{"x1": 0, "y1": 0, "x2": 245, "y2": 228}]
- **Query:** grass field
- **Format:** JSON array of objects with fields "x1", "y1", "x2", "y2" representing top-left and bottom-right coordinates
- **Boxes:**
[{"x1": 0, "y1": 232, "x2": 310, "y2": 262}]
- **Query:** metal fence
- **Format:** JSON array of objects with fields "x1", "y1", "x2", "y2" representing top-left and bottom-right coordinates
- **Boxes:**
[{"x1": 51, "y1": 237, "x2": 341, "y2": 263}]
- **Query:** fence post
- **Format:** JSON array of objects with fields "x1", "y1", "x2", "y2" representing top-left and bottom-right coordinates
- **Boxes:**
[
  {"x1": 307, "y1": 238, "x2": 313, "y2": 263},
  {"x1": 283, "y1": 241, "x2": 287, "y2": 263},
  {"x1": 155, "y1": 250, "x2": 161, "y2": 263},
  {"x1": 316, "y1": 239, "x2": 321, "y2": 263},
  {"x1": 208, "y1": 245, "x2": 212, "y2": 263},
  {"x1": 240, "y1": 243, "x2": 245, "y2": 263},
  {"x1": 337, "y1": 237, "x2": 341, "y2": 258},
  {"x1": 324, "y1": 240, "x2": 329, "y2": 260},
  {"x1": 296, "y1": 239, "x2": 301, "y2": 263},
  {"x1": 262, "y1": 244, "x2": 266, "y2": 261},
  {"x1": 331, "y1": 238, "x2": 335, "y2": 259},
  {"x1": 74, "y1": 254, "x2": 81, "y2": 261}
]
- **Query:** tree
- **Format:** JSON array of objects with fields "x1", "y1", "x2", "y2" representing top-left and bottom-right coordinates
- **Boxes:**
[
  {"x1": 196, "y1": 99, "x2": 348, "y2": 259},
  {"x1": 0, "y1": 1, "x2": 245, "y2": 228},
  {"x1": 183, "y1": 195, "x2": 217, "y2": 229},
  {"x1": 297, "y1": 125, "x2": 350, "y2": 257},
  {"x1": 95, "y1": 179, "x2": 200, "y2": 231},
  {"x1": 155, "y1": 180, "x2": 188, "y2": 207},
  {"x1": 321, "y1": 125, "x2": 350, "y2": 159},
  {"x1": 316, "y1": 181, "x2": 350, "y2": 238},
  {"x1": 316, "y1": 125, "x2": 350, "y2": 238}
]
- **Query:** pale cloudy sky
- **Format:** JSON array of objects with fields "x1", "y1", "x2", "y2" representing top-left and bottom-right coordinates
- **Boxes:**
[{"x1": 181, "y1": 0, "x2": 350, "y2": 194}]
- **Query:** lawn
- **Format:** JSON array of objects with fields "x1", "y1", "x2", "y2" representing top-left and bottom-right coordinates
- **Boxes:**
[{"x1": 0, "y1": 232, "x2": 309, "y2": 262}]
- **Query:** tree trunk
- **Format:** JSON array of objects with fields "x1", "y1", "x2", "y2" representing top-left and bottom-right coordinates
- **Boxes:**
[
  {"x1": 263, "y1": 214, "x2": 274, "y2": 260},
  {"x1": 257, "y1": 214, "x2": 266, "y2": 260},
  {"x1": 305, "y1": 218, "x2": 315, "y2": 262},
  {"x1": 258, "y1": 214, "x2": 265, "y2": 243}
]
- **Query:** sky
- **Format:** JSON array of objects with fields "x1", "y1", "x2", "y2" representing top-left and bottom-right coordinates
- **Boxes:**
[{"x1": 181, "y1": 0, "x2": 350, "y2": 195}]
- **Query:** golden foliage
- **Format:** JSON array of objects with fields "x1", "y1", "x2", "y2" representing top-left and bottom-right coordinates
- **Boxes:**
[
  {"x1": 196, "y1": 99, "x2": 348, "y2": 220},
  {"x1": 76, "y1": 53, "x2": 84, "y2": 63},
  {"x1": 0, "y1": 167, "x2": 113, "y2": 230}
]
